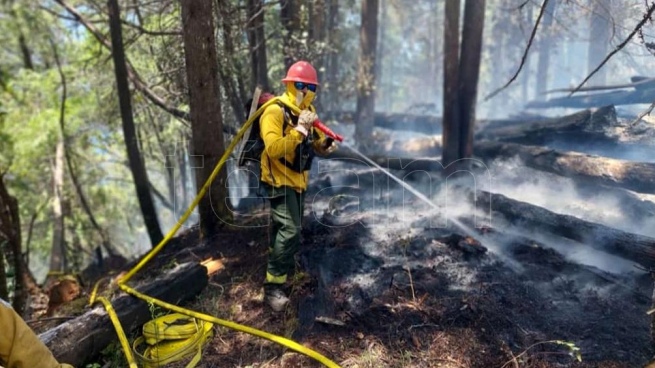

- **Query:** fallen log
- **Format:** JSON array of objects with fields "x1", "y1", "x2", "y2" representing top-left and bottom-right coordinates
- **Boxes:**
[
  {"x1": 326, "y1": 147, "x2": 443, "y2": 171},
  {"x1": 527, "y1": 87, "x2": 655, "y2": 109},
  {"x1": 318, "y1": 150, "x2": 655, "y2": 232},
  {"x1": 326, "y1": 111, "x2": 546, "y2": 136},
  {"x1": 475, "y1": 140, "x2": 655, "y2": 195},
  {"x1": 476, "y1": 106, "x2": 618, "y2": 144},
  {"x1": 40, "y1": 262, "x2": 208, "y2": 367},
  {"x1": 326, "y1": 111, "x2": 442, "y2": 134},
  {"x1": 472, "y1": 189, "x2": 655, "y2": 268}
]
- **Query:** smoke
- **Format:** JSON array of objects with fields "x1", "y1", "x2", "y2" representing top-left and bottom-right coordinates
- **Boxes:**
[{"x1": 470, "y1": 157, "x2": 653, "y2": 275}]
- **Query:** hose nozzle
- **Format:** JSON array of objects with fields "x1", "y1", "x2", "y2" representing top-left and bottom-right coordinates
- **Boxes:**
[{"x1": 313, "y1": 120, "x2": 344, "y2": 142}]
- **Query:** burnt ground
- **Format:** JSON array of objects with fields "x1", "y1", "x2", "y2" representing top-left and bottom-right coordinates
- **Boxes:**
[{"x1": 78, "y1": 159, "x2": 653, "y2": 368}]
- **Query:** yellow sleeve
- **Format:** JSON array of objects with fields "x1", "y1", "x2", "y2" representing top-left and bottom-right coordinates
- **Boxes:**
[
  {"x1": 260, "y1": 104, "x2": 304, "y2": 160},
  {"x1": 0, "y1": 299, "x2": 73, "y2": 368}
]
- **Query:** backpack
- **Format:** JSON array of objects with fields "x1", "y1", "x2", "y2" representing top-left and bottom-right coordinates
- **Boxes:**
[
  {"x1": 237, "y1": 91, "x2": 275, "y2": 168},
  {"x1": 236, "y1": 92, "x2": 316, "y2": 173}
]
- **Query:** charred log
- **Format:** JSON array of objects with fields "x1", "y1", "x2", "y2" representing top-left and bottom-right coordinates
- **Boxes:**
[
  {"x1": 472, "y1": 189, "x2": 655, "y2": 268},
  {"x1": 40, "y1": 262, "x2": 208, "y2": 367},
  {"x1": 476, "y1": 106, "x2": 618, "y2": 145},
  {"x1": 475, "y1": 140, "x2": 655, "y2": 195},
  {"x1": 528, "y1": 87, "x2": 655, "y2": 109},
  {"x1": 327, "y1": 148, "x2": 443, "y2": 171}
]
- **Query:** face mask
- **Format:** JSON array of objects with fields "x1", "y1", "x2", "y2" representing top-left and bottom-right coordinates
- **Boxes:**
[{"x1": 285, "y1": 83, "x2": 315, "y2": 109}]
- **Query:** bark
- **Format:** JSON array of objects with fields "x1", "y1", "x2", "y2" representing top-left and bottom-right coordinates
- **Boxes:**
[
  {"x1": 476, "y1": 105, "x2": 617, "y2": 144},
  {"x1": 535, "y1": 0, "x2": 557, "y2": 96},
  {"x1": 521, "y1": 5, "x2": 534, "y2": 104},
  {"x1": 458, "y1": 0, "x2": 486, "y2": 159},
  {"x1": 587, "y1": 0, "x2": 612, "y2": 86},
  {"x1": 0, "y1": 249, "x2": 7, "y2": 301},
  {"x1": 18, "y1": 33, "x2": 34, "y2": 70},
  {"x1": 181, "y1": 0, "x2": 232, "y2": 238},
  {"x1": 308, "y1": 0, "x2": 327, "y2": 111},
  {"x1": 354, "y1": 0, "x2": 379, "y2": 148},
  {"x1": 216, "y1": 0, "x2": 246, "y2": 123},
  {"x1": 0, "y1": 175, "x2": 29, "y2": 315},
  {"x1": 308, "y1": 0, "x2": 326, "y2": 79},
  {"x1": 246, "y1": 0, "x2": 270, "y2": 91},
  {"x1": 475, "y1": 140, "x2": 655, "y2": 195},
  {"x1": 49, "y1": 139, "x2": 66, "y2": 273},
  {"x1": 442, "y1": 0, "x2": 461, "y2": 168},
  {"x1": 179, "y1": 144, "x2": 189, "y2": 214},
  {"x1": 324, "y1": 0, "x2": 340, "y2": 113},
  {"x1": 280, "y1": 0, "x2": 300, "y2": 69},
  {"x1": 472, "y1": 188, "x2": 655, "y2": 268},
  {"x1": 108, "y1": 0, "x2": 164, "y2": 247},
  {"x1": 40, "y1": 262, "x2": 209, "y2": 367}
]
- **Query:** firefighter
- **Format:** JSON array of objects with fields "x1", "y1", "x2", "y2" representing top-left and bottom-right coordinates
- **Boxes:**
[
  {"x1": 259, "y1": 60, "x2": 337, "y2": 311},
  {"x1": 0, "y1": 298, "x2": 74, "y2": 368}
]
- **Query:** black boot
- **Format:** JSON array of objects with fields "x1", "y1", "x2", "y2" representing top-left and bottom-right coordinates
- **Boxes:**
[{"x1": 264, "y1": 284, "x2": 289, "y2": 312}]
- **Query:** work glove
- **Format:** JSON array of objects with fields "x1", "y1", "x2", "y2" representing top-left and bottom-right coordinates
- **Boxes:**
[
  {"x1": 294, "y1": 110, "x2": 317, "y2": 137},
  {"x1": 323, "y1": 137, "x2": 338, "y2": 154}
]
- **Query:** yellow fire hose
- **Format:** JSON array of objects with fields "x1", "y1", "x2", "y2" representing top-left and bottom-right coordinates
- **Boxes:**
[{"x1": 88, "y1": 97, "x2": 341, "y2": 368}]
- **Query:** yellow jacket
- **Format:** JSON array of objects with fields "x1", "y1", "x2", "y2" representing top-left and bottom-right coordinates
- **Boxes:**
[
  {"x1": 259, "y1": 94, "x2": 331, "y2": 192},
  {"x1": 0, "y1": 299, "x2": 74, "y2": 368}
]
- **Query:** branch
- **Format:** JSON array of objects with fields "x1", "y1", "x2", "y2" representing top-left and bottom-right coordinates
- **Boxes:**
[
  {"x1": 120, "y1": 18, "x2": 181, "y2": 36},
  {"x1": 52, "y1": 0, "x2": 190, "y2": 122},
  {"x1": 630, "y1": 100, "x2": 655, "y2": 125},
  {"x1": 484, "y1": 0, "x2": 550, "y2": 101},
  {"x1": 148, "y1": 181, "x2": 174, "y2": 211},
  {"x1": 568, "y1": 2, "x2": 655, "y2": 96}
]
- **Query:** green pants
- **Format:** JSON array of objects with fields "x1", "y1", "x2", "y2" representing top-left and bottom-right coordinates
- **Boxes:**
[{"x1": 266, "y1": 185, "x2": 305, "y2": 285}]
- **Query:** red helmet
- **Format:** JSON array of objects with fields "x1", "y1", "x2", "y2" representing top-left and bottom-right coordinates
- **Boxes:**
[{"x1": 281, "y1": 61, "x2": 319, "y2": 85}]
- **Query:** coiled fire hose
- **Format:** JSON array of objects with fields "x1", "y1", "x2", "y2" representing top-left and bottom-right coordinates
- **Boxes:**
[{"x1": 88, "y1": 97, "x2": 341, "y2": 368}]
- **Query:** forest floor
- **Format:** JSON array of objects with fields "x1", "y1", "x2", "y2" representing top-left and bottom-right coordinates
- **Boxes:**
[
  {"x1": 38, "y1": 156, "x2": 655, "y2": 368},
  {"x1": 85, "y1": 158, "x2": 654, "y2": 368}
]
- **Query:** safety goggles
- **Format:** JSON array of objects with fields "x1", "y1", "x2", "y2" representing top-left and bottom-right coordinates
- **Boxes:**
[{"x1": 294, "y1": 81, "x2": 317, "y2": 92}]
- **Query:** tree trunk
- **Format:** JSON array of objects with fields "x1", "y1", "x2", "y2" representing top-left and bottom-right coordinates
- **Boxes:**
[
  {"x1": 280, "y1": 0, "x2": 300, "y2": 69},
  {"x1": 521, "y1": 4, "x2": 533, "y2": 104},
  {"x1": 308, "y1": 0, "x2": 327, "y2": 111},
  {"x1": 308, "y1": 0, "x2": 326, "y2": 79},
  {"x1": 0, "y1": 251, "x2": 8, "y2": 301},
  {"x1": 49, "y1": 139, "x2": 66, "y2": 274},
  {"x1": 0, "y1": 174, "x2": 29, "y2": 315},
  {"x1": 442, "y1": 0, "x2": 461, "y2": 169},
  {"x1": 475, "y1": 140, "x2": 655, "y2": 195},
  {"x1": 18, "y1": 34, "x2": 34, "y2": 70},
  {"x1": 181, "y1": 0, "x2": 232, "y2": 239},
  {"x1": 535, "y1": 0, "x2": 557, "y2": 96},
  {"x1": 587, "y1": 0, "x2": 612, "y2": 86},
  {"x1": 246, "y1": 0, "x2": 270, "y2": 91},
  {"x1": 324, "y1": 0, "x2": 340, "y2": 114},
  {"x1": 458, "y1": 0, "x2": 486, "y2": 160},
  {"x1": 216, "y1": 0, "x2": 246, "y2": 123},
  {"x1": 179, "y1": 143, "x2": 189, "y2": 214},
  {"x1": 107, "y1": 0, "x2": 163, "y2": 247},
  {"x1": 354, "y1": 0, "x2": 379, "y2": 149},
  {"x1": 41, "y1": 262, "x2": 209, "y2": 367}
]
